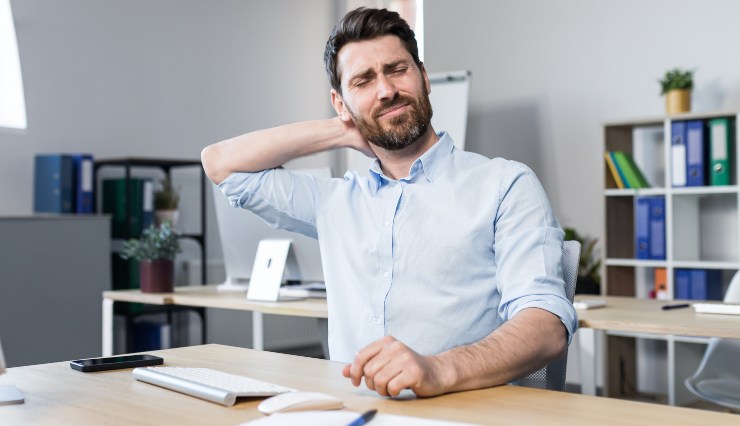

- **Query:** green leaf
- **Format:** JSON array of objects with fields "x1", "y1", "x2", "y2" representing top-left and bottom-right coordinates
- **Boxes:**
[
  {"x1": 658, "y1": 68, "x2": 695, "y2": 95},
  {"x1": 117, "y1": 222, "x2": 181, "y2": 261},
  {"x1": 563, "y1": 226, "x2": 601, "y2": 283}
]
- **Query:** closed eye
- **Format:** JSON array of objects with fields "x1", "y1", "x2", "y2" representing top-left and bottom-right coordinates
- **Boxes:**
[
  {"x1": 390, "y1": 65, "x2": 408, "y2": 75},
  {"x1": 354, "y1": 79, "x2": 370, "y2": 87}
]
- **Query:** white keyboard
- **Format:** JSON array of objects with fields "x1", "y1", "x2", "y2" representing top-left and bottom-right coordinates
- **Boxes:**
[
  {"x1": 692, "y1": 303, "x2": 740, "y2": 316},
  {"x1": 132, "y1": 367, "x2": 295, "y2": 406}
]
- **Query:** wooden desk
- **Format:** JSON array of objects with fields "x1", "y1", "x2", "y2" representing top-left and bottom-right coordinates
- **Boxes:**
[
  {"x1": 576, "y1": 296, "x2": 740, "y2": 339},
  {"x1": 1, "y1": 344, "x2": 737, "y2": 425},
  {"x1": 102, "y1": 285, "x2": 328, "y2": 356},
  {"x1": 574, "y1": 295, "x2": 740, "y2": 404}
]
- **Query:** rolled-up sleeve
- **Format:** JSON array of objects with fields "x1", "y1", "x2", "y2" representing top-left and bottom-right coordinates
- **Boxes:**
[
  {"x1": 493, "y1": 163, "x2": 578, "y2": 344},
  {"x1": 218, "y1": 170, "x2": 322, "y2": 239}
]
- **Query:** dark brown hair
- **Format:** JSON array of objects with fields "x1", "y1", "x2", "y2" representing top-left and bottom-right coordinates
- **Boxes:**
[{"x1": 324, "y1": 7, "x2": 421, "y2": 93}]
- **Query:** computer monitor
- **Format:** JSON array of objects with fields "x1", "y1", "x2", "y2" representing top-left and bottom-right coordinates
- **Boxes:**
[
  {"x1": 0, "y1": 336, "x2": 24, "y2": 405},
  {"x1": 211, "y1": 168, "x2": 331, "y2": 291}
]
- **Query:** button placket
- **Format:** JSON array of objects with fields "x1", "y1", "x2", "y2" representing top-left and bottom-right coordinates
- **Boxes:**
[{"x1": 371, "y1": 183, "x2": 403, "y2": 337}]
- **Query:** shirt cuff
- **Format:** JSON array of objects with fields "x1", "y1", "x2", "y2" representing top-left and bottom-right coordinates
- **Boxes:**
[{"x1": 507, "y1": 294, "x2": 578, "y2": 345}]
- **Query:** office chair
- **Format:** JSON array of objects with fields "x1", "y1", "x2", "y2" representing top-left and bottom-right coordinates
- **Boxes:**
[
  {"x1": 684, "y1": 271, "x2": 740, "y2": 410},
  {"x1": 516, "y1": 240, "x2": 581, "y2": 391}
]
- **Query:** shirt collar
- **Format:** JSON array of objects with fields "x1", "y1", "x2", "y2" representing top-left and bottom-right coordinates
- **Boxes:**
[{"x1": 368, "y1": 131, "x2": 455, "y2": 188}]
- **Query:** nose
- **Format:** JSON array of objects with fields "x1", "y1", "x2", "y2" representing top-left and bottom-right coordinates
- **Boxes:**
[{"x1": 375, "y1": 74, "x2": 397, "y2": 101}]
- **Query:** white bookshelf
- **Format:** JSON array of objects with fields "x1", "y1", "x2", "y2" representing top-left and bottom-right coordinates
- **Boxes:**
[{"x1": 602, "y1": 110, "x2": 739, "y2": 405}]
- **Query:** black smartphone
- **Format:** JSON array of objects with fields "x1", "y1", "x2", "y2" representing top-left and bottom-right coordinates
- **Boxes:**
[{"x1": 70, "y1": 354, "x2": 163, "y2": 372}]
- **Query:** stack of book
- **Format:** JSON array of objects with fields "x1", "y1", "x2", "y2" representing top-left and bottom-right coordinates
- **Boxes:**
[
  {"x1": 671, "y1": 118, "x2": 733, "y2": 187},
  {"x1": 635, "y1": 196, "x2": 665, "y2": 260},
  {"x1": 652, "y1": 268, "x2": 668, "y2": 300},
  {"x1": 102, "y1": 178, "x2": 154, "y2": 239},
  {"x1": 604, "y1": 151, "x2": 650, "y2": 189},
  {"x1": 674, "y1": 269, "x2": 723, "y2": 300},
  {"x1": 33, "y1": 154, "x2": 94, "y2": 214},
  {"x1": 132, "y1": 320, "x2": 171, "y2": 352}
]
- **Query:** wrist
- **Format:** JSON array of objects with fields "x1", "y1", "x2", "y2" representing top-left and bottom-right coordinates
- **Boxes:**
[{"x1": 429, "y1": 352, "x2": 458, "y2": 392}]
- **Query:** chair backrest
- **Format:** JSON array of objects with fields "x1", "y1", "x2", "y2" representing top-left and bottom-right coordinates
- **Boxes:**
[
  {"x1": 516, "y1": 240, "x2": 581, "y2": 391},
  {"x1": 683, "y1": 268, "x2": 740, "y2": 409},
  {"x1": 724, "y1": 271, "x2": 740, "y2": 303}
]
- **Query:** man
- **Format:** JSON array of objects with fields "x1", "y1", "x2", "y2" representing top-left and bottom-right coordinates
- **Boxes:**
[{"x1": 201, "y1": 7, "x2": 577, "y2": 398}]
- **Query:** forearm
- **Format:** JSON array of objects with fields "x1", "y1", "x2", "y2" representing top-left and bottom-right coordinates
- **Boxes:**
[
  {"x1": 201, "y1": 117, "x2": 352, "y2": 185},
  {"x1": 433, "y1": 308, "x2": 567, "y2": 393}
]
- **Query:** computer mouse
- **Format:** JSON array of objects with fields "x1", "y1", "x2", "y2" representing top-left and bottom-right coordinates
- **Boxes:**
[{"x1": 257, "y1": 391, "x2": 344, "y2": 414}]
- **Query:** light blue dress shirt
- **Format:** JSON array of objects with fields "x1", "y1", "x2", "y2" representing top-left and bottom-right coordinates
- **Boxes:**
[{"x1": 219, "y1": 132, "x2": 578, "y2": 362}]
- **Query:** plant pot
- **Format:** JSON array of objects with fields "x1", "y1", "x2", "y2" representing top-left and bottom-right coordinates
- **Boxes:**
[
  {"x1": 665, "y1": 89, "x2": 691, "y2": 115},
  {"x1": 575, "y1": 276, "x2": 601, "y2": 295},
  {"x1": 139, "y1": 259, "x2": 174, "y2": 293},
  {"x1": 155, "y1": 209, "x2": 179, "y2": 228}
]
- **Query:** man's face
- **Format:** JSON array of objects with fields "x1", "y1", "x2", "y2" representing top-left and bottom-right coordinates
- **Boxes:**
[{"x1": 335, "y1": 35, "x2": 432, "y2": 151}]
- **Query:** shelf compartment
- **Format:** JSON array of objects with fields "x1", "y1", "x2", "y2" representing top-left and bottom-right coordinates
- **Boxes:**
[
  {"x1": 605, "y1": 265, "x2": 636, "y2": 296},
  {"x1": 604, "y1": 124, "x2": 665, "y2": 190},
  {"x1": 606, "y1": 196, "x2": 635, "y2": 259},
  {"x1": 672, "y1": 193, "x2": 738, "y2": 263}
]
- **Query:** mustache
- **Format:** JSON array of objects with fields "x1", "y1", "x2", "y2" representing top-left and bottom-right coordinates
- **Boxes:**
[{"x1": 373, "y1": 96, "x2": 415, "y2": 118}]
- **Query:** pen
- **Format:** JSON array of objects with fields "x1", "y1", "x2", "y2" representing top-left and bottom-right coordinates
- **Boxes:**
[
  {"x1": 346, "y1": 409, "x2": 377, "y2": 426},
  {"x1": 661, "y1": 303, "x2": 690, "y2": 310}
]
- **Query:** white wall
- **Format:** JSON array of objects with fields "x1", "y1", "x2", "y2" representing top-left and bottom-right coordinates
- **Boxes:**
[
  {"x1": 1, "y1": 0, "x2": 337, "y2": 260},
  {"x1": 426, "y1": 0, "x2": 740, "y2": 242}
]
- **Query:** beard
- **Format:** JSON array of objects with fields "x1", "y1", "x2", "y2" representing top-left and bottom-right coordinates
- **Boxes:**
[{"x1": 348, "y1": 89, "x2": 433, "y2": 151}]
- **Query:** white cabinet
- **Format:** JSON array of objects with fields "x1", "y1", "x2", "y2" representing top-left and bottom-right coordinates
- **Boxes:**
[
  {"x1": 603, "y1": 111, "x2": 738, "y2": 404},
  {"x1": 0, "y1": 215, "x2": 110, "y2": 366}
]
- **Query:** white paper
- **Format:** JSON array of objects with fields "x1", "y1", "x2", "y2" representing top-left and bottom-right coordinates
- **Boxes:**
[
  {"x1": 81, "y1": 159, "x2": 93, "y2": 191},
  {"x1": 711, "y1": 123, "x2": 727, "y2": 160},
  {"x1": 671, "y1": 144, "x2": 686, "y2": 186}
]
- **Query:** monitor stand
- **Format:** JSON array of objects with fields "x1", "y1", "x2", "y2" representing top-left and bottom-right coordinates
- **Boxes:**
[
  {"x1": 216, "y1": 276, "x2": 250, "y2": 292},
  {"x1": 0, "y1": 384, "x2": 24, "y2": 405}
]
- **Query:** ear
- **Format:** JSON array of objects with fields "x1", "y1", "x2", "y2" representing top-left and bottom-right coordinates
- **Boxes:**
[
  {"x1": 420, "y1": 63, "x2": 431, "y2": 94},
  {"x1": 331, "y1": 89, "x2": 352, "y2": 122}
]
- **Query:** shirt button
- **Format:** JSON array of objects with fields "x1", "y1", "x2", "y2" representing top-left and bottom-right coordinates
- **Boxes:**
[
  {"x1": 384, "y1": 220, "x2": 390, "y2": 226},
  {"x1": 383, "y1": 271, "x2": 390, "y2": 278},
  {"x1": 374, "y1": 317, "x2": 383, "y2": 325}
]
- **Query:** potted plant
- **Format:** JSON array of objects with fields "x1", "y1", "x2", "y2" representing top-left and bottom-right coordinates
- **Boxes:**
[
  {"x1": 154, "y1": 177, "x2": 180, "y2": 227},
  {"x1": 121, "y1": 222, "x2": 181, "y2": 293},
  {"x1": 659, "y1": 68, "x2": 694, "y2": 115},
  {"x1": 564, "y1": 227, "x2": 602, "y2": 295}
]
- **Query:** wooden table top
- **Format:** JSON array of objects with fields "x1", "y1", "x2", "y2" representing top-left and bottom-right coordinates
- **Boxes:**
[
  {"x1": 104, "y1": 285, "x2": 328, "y2": 318},
  {"x1": 575, "y1": 295, "x2": 740, "y2": 339},
  {"x1": 1, "y1": 344, "x2": 737, "y2": 425}
]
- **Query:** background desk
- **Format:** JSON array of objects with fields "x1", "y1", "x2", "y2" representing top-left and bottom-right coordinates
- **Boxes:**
[
  {"x1": 2, "y1": 344, "x2": 737, "y2": 425},
  {"x1": 575, "y1": 295, "x2": 740, "y2": 404},
  {"x1": 102, "y1": 285, "x2": 328, "y2": 356}
]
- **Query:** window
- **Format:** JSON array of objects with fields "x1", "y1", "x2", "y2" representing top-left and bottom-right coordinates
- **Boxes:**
[
  {"x1": 388, "y1": 0, "x2": 424, "y2": 62},
  {"x1": 0, "y1": 0, "x2": 26, "y2": 130},
  {"x1": 346, "y1": 0, "x2": 424, "y2": 62}
]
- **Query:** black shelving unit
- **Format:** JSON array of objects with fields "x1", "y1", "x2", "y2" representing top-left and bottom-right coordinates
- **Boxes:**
[{"x1": 94, "y1": 158, "x2": 208, "y2": 351}]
